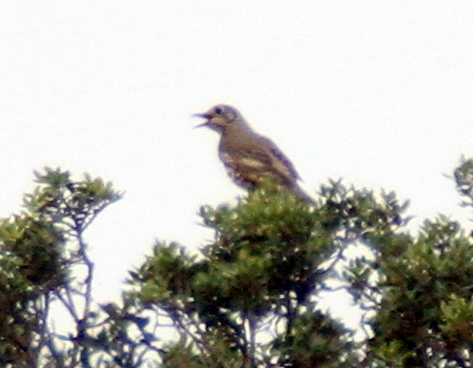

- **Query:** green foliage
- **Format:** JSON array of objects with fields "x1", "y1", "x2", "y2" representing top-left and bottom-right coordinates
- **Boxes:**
[
  {"x1": 0, "y1": 211, "x2": 65, "y2": 365},
  {"x1": 0, "y1": 167, "x2": 121, "y2": 367},
  {"x1": 129, "y1": 183, "x2": 372, "y2": 367},
  {"x1": 3, "y1": 159, "x2": 473, "y2": 367},
  {"x1": 347, "y1": 158, "x2": 473, "y2": 367},
  {"x1": 367, "y1": 215, "x2": 473, "y2": 366},
  {"x1": 274, "y1": 308, "x2": 355, "y2": 368}
]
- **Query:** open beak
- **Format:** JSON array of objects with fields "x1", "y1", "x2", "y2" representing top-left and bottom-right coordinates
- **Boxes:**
[{"x1": 192, "y1": 113, "x2": 211, "y2": 128}]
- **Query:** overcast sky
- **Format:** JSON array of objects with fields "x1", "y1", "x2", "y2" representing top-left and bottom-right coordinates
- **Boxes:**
[{"x1": 1, "y1": 2, "x2": 473, "y2": 330}]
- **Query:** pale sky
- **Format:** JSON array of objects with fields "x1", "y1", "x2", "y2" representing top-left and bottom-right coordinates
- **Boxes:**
[{"x1": 1, "y1": 2, "x2": 473, "y2": 330}]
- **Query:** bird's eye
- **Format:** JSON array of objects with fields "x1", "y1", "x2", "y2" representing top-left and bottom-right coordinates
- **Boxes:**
[{"x1": 215, "y1": 106, "x2": 224, "y2": 114}]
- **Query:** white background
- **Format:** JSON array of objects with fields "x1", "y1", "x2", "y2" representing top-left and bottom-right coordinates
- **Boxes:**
[{"x1": 1, "y1": 1, "x2": 472, "y2": 330}]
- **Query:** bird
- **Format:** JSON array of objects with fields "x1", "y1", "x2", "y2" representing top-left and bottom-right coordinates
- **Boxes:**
[{"x1": 194, "y1": 104, "x2": 314, "y2": 204}]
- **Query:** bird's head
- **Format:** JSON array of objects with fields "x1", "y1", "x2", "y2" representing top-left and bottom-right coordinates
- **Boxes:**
[{"x1": 193, "y1": 104, "x2": 242, "y2": 133}]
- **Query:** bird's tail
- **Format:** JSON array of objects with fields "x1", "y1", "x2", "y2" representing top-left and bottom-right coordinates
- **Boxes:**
[{"x1": 292, "y1": 183, "x2": 316, "y2": 205}]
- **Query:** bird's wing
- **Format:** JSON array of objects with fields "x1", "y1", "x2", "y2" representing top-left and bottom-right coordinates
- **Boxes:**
[
  {"x1": 257, "y1": 136, "x2": 301, "y2": 182},
  {"x1": 218, "y1": 135, "x2": 301, "y2": 188},
  {"x1": 219, "y1": 149, "x2": 270, "y2": 189}
]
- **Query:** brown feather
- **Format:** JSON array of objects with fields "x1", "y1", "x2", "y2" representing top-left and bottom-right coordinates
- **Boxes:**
[{"x1": 197, "y1": 104, "x2": 314, "y2": 204}]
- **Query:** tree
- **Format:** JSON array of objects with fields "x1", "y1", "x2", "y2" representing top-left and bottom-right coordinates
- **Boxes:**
[
  {"x1": 0, "y1": 168, "x2": 122, "y2": 367},
  {"x1": 2, "y1": 159, "x2": 473, "y2": 367}
]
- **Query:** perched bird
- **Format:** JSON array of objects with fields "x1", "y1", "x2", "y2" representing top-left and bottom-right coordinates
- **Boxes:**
[{"x1": 194, "y1": 104, "x2": 314, "y2": 204}]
